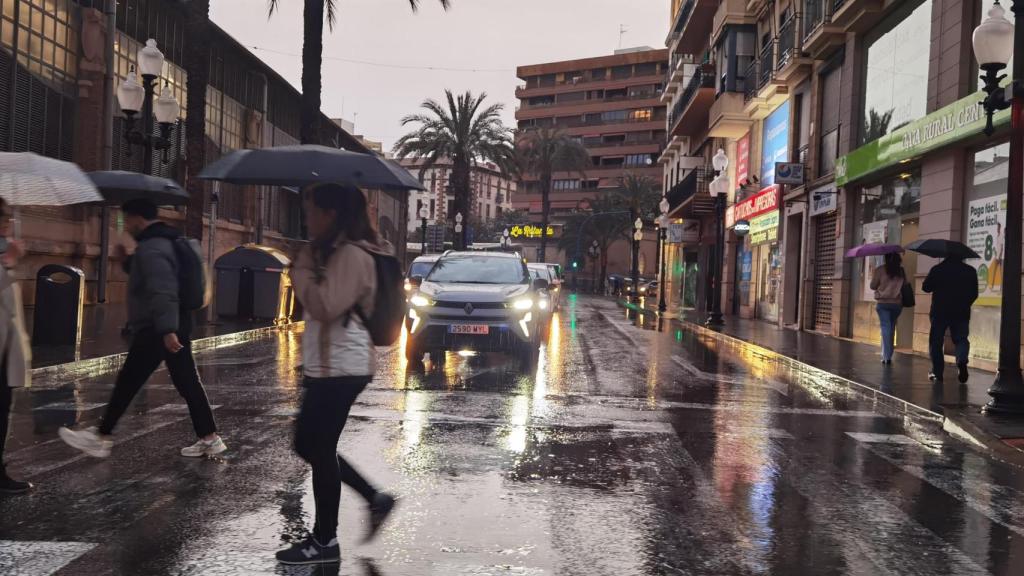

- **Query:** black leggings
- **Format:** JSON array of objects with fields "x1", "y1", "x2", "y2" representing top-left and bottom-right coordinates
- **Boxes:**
[
  {"x1": 0, "y1": 385, "x2": 10, "y2": 471},
  {"x1": 294, "y1": 376, "x2": 377, "y2": 544}
]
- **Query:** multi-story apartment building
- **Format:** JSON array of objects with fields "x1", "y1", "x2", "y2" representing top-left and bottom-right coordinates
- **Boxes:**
[
  {"x1": 400, "y1": 157, "x2": 516, "y2": 233},
  {"x1": 514, "y1": 48, "x2": 667, "y2": 272},
  {"x1": 0, "y1": 0, "x2": 408, "y2": 305},
  {"x1": 659, "y1": 0, "x2": 1014, "y2": 370}
]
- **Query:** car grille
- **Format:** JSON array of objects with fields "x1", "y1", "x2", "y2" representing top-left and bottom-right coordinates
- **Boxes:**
[{"x1": 433, "y1": 301, "x2": 507, "y2": 309}]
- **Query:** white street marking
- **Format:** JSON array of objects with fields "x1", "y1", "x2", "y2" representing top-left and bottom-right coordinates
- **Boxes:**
[{"x1": 0, "y1": 541, "x2": 95, "y2": 576}]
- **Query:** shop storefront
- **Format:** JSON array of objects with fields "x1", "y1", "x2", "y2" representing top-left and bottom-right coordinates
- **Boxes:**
[
  {"x1": 727, "y1": 185, "x2": 781, "y2": 322},
  {"x1": 809, "y1": 184, "x2": 839, "y2": 332}
]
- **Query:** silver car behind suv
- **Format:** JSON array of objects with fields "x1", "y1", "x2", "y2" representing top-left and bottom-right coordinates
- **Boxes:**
[{"x1": 405, "y1": 251, "x2": 549, "y2": 367}]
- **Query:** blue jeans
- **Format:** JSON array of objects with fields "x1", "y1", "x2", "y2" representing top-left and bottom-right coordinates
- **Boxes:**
[
  {"x1": 876, "y1": 303, "x2": 903, "y2": 362},
  {"x1": 929, "y1": 316, "x2": 970, "y2": 376}
]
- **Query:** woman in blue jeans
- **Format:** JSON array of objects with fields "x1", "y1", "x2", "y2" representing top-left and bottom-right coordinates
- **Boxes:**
[{"x1": 871, "y1": 253, "x2": 906, "y2": 364}]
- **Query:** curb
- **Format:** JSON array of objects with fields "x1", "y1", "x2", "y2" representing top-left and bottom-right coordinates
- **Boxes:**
[
  {"x1": 29, "y1": 322, "x2": 303, "y2": 389},
  {"x1": 679, "y1": 320, "x2": 947, "y2": 436}
]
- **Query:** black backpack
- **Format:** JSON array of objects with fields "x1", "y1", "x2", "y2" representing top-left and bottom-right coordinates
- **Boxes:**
[
  {"x1": 173, "y1": 237, "x2": 210, "y2": 311},
  {"x1": 354, "y1": 247, "x2": 406, "y2": 346}
]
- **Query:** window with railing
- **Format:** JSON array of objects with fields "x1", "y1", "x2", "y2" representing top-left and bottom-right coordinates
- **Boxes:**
[
  {"x1": 777, "y1": 13, "x2": 800, "y2": 70},
  {"x1": 759, "y1": 41, "x2": 775, "y2": 86},
  {"x1": 803, "y1": 0, "x2": 831, "y2": 40},
  {"x1": 819, "y1": 128, "x2": 839, "y2": 176}
]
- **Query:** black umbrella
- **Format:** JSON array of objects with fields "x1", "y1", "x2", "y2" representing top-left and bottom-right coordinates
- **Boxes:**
[
  {"x1": 88, "y1": 171, "x2": 189, "y2": 206},
  {"x1": 905, "y1": 239, "x2": 980, "y2": 260},
  {"x1": 198, "y1": 145, "x2": 425, "y2": 190}
]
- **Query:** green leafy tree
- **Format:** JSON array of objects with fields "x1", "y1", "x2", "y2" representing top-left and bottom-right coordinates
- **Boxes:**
[
  {"x1": 862, "y1": 108, "x2": 894, "y2": 144},
  {"x1": 516, "y1": 127, "x2": 591, "y2": 262},
  {"x1": 613, "y1": 173, "x2": 662, "y2": 290},
  {"x1": 558, "y1": 196, "x2": 631, "y2": 292},
  {"x1": 268, "y1": 0, "x2": 451, "y2": 144},
  {"x1": 394, "y1": 91, "x2": 516, "y2": 249}
]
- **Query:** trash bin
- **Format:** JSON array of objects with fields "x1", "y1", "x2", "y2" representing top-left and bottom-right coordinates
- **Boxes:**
[
  {"x1": 214, "y1": 244, "x2": 294, "y2": 324},
  {"x1": 32, "y1": 264, "x2": 85, "y2": 347}
]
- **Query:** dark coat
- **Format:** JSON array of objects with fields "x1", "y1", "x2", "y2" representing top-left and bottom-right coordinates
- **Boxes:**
[
  {"x1": 922, "y1": 258, "x2": 978, "y2": 321},
  {"x1": 124, "y1": 222, "x2": 181, "y2": 335}
]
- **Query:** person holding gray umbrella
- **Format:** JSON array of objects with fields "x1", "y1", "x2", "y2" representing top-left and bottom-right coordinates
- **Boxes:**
[
  {"x1": 922, "y1": 255, "x2": 979, "y2": 383},
  {"x1": 0, "y1": 199, "x2": 32, "y2": 494}
]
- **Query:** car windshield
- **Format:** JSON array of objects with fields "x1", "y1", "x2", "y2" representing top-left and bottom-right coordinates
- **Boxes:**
[
  {"x1": 408, "y1": 261, "x2": 435, "y2": 278},
  {"x1": 528, "y1": 267, "x2": 548, "y2": 280},
  {"x1": 428, "y1": 256, "x2": 527, "y2": 284}
]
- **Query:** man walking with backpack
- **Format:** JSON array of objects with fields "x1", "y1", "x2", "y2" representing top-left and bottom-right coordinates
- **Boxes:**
[{"x1": 60, "y1": 199, "x2": 225, "y2": 458}]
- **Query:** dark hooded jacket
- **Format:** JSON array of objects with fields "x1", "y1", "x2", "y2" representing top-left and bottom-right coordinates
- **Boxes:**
[{"x1": 123, "y1": 222, "x2": 182, "y2": 336}]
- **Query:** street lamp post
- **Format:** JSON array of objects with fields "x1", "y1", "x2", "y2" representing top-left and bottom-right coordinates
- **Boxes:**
[
  {"x1": 454, "y1": 212, "x2": 464, "y2": 250},
  {"x1": 116, "y1": 39, "x2": 180, "y2": 176},
  {"x1": 632, "y1": 217, "x2": 643, "y2": 303},
  {"x1": 503, "y1": 228, "x2": 511, "y2": 251},
  {"x1": 974, "y1": 1, "x2": 1024, "y2": 414},
  {"x1": 589, "y1": 240, "x2": 599, "y2": 294},
  {"x1": 707, "y1": 149, "x2": 730, "y2": 326},
  {"x1": 419, "y1": 204, "x2": 429, "y2": 255},
  {"x1": 658, "y1": 196, "x2": 670, "y2": 313}
]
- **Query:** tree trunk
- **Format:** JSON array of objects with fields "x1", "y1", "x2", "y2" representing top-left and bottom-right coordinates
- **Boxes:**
[
  {"x1": 300, "y1": 0, "x2": 324, "y2": 145},
  {"x1": 183, "y1": 0, "x2": 211, "y2": 241},
  {"x1": 451, "y1": 157, "x2": 471, "y2": 249},
  {"x1": 539, "y1": 170, "x2": 552, "y2": 262}
]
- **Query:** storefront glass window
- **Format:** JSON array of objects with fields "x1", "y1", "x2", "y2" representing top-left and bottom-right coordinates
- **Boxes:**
[
  {"x1": 963, "y1": 143, "x2": 1010, "y2": 362},
  {"x1": 861, "y1": 0, "x2": 933, "y2": 144}
]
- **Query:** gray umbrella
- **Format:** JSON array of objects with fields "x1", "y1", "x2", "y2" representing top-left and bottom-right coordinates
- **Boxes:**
[
  {"x1": 0, "y1": 152, "x2": 103, "y2": 206},
  {"x1": 88, "y1": 171, "x2": 189, "y2": 206},
  {"x1": 198, "y1": 145, "x2": 425, "y2": 190}
]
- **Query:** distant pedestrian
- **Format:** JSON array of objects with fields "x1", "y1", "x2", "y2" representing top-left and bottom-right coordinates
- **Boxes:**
[
  {"x1": 0, "y1": 199, "x2": 32, "y2": 494},
  {"x1": 275, "y1": 184, "x2": 396, "y2": 566},
  {"x1": 871, "y1": 253, "x2": 906, "y2": 364},
  {"x1": 923, "y1": 256, "x2": 978, "y2": 383},
  {"x1": 59, "y1": 199, "x2": 225, "y2": 459}
]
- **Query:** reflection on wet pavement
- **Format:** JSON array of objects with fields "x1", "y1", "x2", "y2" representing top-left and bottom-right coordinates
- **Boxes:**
[{"x1": 1, "y1": 296, "x2": 1023, "y2": 575}]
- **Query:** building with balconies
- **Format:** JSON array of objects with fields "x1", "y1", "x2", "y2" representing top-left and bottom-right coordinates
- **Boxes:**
[{"x1": 513, "y1": 47, "x2": 667, "y2": 275}]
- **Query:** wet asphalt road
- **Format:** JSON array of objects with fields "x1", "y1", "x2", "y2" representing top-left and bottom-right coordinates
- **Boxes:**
[{"x1": 2, "y1": 295, "x2": 1024, "y2": 576}]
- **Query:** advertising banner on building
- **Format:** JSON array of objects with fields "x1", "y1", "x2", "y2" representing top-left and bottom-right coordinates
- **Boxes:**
[
  {"x1": 736, "y1": 132, "x2": 750, "y2": 184},
  {"x1": 761, "y1": 101, "x2": 790, "y2": 187},
  {"x1": 668, "y1": 220, "x2": 700, "y2": 243},
  {"x1": 861, "y1": 220, "x2": 888, "y2": 301},
  {"x1": 749, "y1": 211, "x2": 780, "y2": 246},
  {"x1": 967, "y1": 194, "x2": 1007, "y2": 307},
  {"x1": 836, "y1": 91, "x2": 1013, "y2": 186},
  {"x1": 727, "y1": 185, "x2": 779, "y2": 228}
]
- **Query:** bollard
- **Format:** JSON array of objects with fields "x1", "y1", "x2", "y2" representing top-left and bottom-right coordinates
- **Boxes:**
[{"x1": 31, "y1": 264, "x2": 85, "y2": 347}]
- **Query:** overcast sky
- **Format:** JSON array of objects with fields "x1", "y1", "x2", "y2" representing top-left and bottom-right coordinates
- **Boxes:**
[{"x1": 210, "y1": 0, "x2": 667, "y2": 150}]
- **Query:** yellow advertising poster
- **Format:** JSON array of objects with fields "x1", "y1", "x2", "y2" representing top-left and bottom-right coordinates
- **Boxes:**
[{"x1": 966, "y1": 194, "x2": 1007, "y2": 307}]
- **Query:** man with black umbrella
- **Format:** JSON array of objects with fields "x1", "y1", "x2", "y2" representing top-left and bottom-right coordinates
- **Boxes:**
[{"x1": 923, "y1": 256, "x2": 979, "y2": 383}]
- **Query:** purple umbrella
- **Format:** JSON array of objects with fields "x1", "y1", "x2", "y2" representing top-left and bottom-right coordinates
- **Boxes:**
[{"x1": 845, "y1": 243, "x2": 905, "y2": 258}]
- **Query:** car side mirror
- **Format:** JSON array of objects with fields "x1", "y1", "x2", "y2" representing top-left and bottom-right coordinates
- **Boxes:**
[
  {"x1": 533, "y1": 278, "x2": 549, "y2": 291},
  {"x1": 410, "y1": 275, "x2": 424, "y2": 287}
]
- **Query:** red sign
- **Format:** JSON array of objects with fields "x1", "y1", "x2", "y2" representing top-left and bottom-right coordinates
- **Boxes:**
[
  {"x1": 730, "y1": 185, "x2": 779, "y2": 227},
  {"x1": 736, "y1": 133, "x2": 750, "y2": 185}
]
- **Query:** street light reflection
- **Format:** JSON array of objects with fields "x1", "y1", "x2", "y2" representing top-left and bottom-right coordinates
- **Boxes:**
[{"x1": 506, "y1": 395, "x2": 530, "y2": 453}]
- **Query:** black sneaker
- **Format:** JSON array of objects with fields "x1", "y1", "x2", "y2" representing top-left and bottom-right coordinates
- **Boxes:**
[
  {"x1": 364, "y1": 492, "x2": 397, "y2": 543},
  {"x1": 929, "y1": 372, "x2": 942, "y2": 382},
  {"x1": 275, "y1": 534, "x2": 340, "y2": 565},
  {"x1": 957, "y1": 363, "x2": 969, "y2": 384},
  {"x1": 0, "y1": 472, "x2": 33, "y2": 494}
]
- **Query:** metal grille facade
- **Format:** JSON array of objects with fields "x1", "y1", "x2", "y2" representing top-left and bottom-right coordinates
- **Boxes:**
[{"x1": 812, "y1": 211, "x2": 838, "y2": 331}]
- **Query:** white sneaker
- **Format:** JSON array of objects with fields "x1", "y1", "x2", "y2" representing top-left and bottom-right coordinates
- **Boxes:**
[
  {"x1": 59, "y1": 427, "x2": 113, "y2": 458},
  {"x1": 181, "y1": 436, "x2": 227, "y2": 458}
]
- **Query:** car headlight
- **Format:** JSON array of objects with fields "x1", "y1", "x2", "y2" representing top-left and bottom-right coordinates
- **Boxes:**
[
  {"x1": 410, "y1": 295, "x2": 433, "y2": 307},
  {"x1": 511, "y1": 298, "x2": 534, "y2": 310},
  {"x1": 539, "y1": 300, "x2": 549, "y2": 310}
]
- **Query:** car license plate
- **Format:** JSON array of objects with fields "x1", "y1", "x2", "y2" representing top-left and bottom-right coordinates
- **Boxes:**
[{"x1": 449, "y1": 325, "x2": 489, "y2": 335}]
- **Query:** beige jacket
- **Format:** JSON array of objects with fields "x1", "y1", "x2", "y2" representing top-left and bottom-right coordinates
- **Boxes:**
[
  {"x1": 871, "y1": 265, "x2": 904, "y2": 305},
  {"x1": 292, "y1": 238, "x2": 390, "y2": 378},
  {"x1": 0, "y1": 266, "x2": 31, "y2": 388}
]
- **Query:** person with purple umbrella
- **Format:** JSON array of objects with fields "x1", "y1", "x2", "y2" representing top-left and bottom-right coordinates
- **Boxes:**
[{"x1": 870, "y1": 253, "x2": 907, "y2": 364}]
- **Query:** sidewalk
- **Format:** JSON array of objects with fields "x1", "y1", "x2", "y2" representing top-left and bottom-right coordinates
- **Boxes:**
[
  {"x1": 632, "y1": 298, "x2": 1024, "y2": 459},
  {"x1": 24, "y1": 303, "x2": 284, "y2": 382}
]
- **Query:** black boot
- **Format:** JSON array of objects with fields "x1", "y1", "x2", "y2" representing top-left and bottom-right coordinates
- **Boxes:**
[{"x1": 0, "y1": 468, "x2": 33, "y2": 494}]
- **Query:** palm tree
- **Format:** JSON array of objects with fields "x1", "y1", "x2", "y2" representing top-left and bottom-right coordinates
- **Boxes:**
[
  {"x1": 183, "y1": 0, "x2": 211, "y2": 240},
  {"x1": 269, "y1": 0, "x2": 451, "y2": 144},
  {"x1": 516, "y1": 127, "x2": 590, "y2": 262},
  {"x1": 862, "y1": 108, "x2": 894, "y2": 144},
  {"x1": 557, "y1": 196, "x2": 630, "y2": 293},
  {"x1": 613, "y1": 173, "x2": 661, "y2": 296},
  {"x1": 393, "y1": 91, "x2": 516, "y2": 249}
]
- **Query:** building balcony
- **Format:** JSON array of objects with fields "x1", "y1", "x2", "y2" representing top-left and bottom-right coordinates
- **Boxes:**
[
  {"x1": 802, "y1": 0, "x2": 845, "y2": 59},
  {"x1": 708, "y1": 92, "x2": 750, "y2": 139},
  {"x1": 516, "y1": 94, "x2": 663, "y2": 118},
  {"x1": 668, "y1": 65, "x2": 715, "y2": 138},
  {"x1": 670, "y1": 0, "x2": 719, "y2": 57},
  {"x1": 830, "y1": 0, "x2": 883, "y2": 34},
  {"x1": 712, "y1": 0, "x2": 757, "y2": 48},
  {"x1": 743, "y1": 44, "x2": 789, "y2": 118},
  {"x1": 661, "y1": 53, "x2": 697, "y2": 104},
  {"x1": 775, "y1": 13, "x2": 813, "y2": 83},
  {"x1": 666, "y1": 167, "x2": 716, "y2": 217},
  {"x1": 515, "y1": 73, "x2": 668, "y2": 99}
]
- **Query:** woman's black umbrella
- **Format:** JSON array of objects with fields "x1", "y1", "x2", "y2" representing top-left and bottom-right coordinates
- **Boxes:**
[
  {"x1": 198, "y1": 145, "x2": 425, "y2": 190},
  {"x1": 905, "y1": 239, "x2": 980, "y2": 260}
]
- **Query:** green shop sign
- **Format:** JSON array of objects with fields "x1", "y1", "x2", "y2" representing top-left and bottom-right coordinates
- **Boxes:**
[{"x1": 836, "y1": 91, "x2": 1012, "y2": 187}]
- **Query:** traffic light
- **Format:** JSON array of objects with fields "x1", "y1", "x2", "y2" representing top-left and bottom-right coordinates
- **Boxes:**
[{"x1": 572, "y1": 260, "x2": 579, "y2": 270}]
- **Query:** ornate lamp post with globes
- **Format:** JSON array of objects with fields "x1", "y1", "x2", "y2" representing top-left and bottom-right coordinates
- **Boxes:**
[
  {"x1": 419, "y1": 204, "x2": 429, "y2": 255},
  {"x1": 116, "y1": 39, "x2": 180, "y2": 176},
  {"x1": 707, "y1": 149, "x2": 730, "y2": 326},
  {"x1": 631, "y1": 217, "x2": 643, "y2": 303},
  {"x1": 974, "y1": 1, "x2": 1024, "y2": 414},
  {"x1": 658, "y1": 194, "x2": 670, "y2": 313}
]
